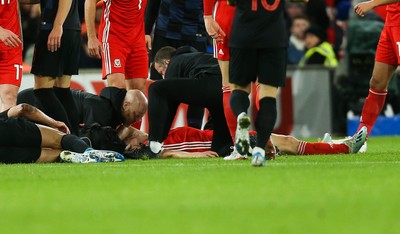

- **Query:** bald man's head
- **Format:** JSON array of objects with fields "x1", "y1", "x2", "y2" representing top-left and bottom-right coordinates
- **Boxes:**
[{"x1": 121, "y1": 89, "x2": 148, "y2": 126}]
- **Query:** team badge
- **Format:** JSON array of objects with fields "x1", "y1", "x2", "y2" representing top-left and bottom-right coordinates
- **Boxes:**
[
  {"x1": 114, "y1": 59, "x2": 121, "y2": 68},
  {"x1": 218, "y1": 49, "x2": 224, "y2": 55}
]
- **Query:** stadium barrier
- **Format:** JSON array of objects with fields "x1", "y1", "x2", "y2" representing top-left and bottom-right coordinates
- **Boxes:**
[{"x1": 347, "y1": 116, "x2": 400, "y2": 136}]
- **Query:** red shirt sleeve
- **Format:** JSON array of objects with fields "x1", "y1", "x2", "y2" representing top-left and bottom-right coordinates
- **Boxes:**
[{"x1": 203, "y1": 0, "x2": 217, "y2": 16}]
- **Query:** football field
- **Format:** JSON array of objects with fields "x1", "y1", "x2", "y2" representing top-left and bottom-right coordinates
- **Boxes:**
[{"x1": 1, "y1": 136, "x2": 399, "y2": 234}]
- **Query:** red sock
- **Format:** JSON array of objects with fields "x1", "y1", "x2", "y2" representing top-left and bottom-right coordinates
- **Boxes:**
[
  {"x1": 223, "y1": 86, "x2": 237, "y2": 141},
  {"x1": 357, "y1": 88, "x2": 387, "y2": 136},
  {"x1": 297, "y1": 141, "x2": 349, "y2": 155}
]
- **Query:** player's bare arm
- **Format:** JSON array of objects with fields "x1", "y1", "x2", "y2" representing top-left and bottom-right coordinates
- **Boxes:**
[
  {"x1": 204, "y1": 16, "x2": 226, "y2": 42},
  {"x1": 145, "y1": 35, "x2": 152, "y2": 51},
  {"x1": 354, "y1": 0, "x2": 400, "y2": 17},
  {"x1": 7, "y1": 104, "x2": 70, "y2": 133},
  {"x1": 48, "y1": 0, "x2": 73, "y2": 52},
  {"x1": 203, "y1": 0, "x2": 225, "y2": 42},
  {"x1": 85, "y1": 0, "x2": 103, "y2": 59},
  {"x1": 144, "y1": 0, "x2": 161, "y2": 51},
  {"x1": 0, "y1": 27, "x2": 22, "y2": 48}
]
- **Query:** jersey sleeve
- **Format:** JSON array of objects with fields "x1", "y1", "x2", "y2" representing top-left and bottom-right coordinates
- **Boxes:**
[{"x1": 203, "y1": 0, "x2": 216, "y2": 16}]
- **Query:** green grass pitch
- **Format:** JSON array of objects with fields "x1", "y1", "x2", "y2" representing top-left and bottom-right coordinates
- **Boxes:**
[{"x1": 1, "y1": 136, "x2": 399, "y2": 234}]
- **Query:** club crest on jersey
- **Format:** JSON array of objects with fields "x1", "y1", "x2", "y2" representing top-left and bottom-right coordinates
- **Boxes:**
[
  {"x1": 218, "y1": 49, "x2": 224, "y2": 55},
  {"x1": 114, "y1": 59, "x2": 121, "y2": 68}
]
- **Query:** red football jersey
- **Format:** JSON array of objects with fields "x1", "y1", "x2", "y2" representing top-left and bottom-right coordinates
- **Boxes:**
[
  {"x1": 0, "y1": 0, "x2": 21, "y2": 51},
  {"x1": 99, "y1": 0, "x2": 147, "y2": 46},
  {"x1": 163, "y1": 127, "x2": 214, "y2": 153},
  {"x1": 386, "y1": 2, "x2": 400, "y2": 26}
]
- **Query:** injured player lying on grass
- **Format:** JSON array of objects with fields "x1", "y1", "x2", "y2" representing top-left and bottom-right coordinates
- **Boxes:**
[
  {"x1": 87, "y1": 123, "x2": 368, "y2": 160},
  {"x1": 0, "y1": 104, "x2": 124, "y2": 164}
]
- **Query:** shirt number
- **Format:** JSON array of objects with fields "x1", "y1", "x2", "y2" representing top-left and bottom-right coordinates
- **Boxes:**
[
  {"x1": 14, "y1": 64, "x2": 22, "y2": 81},
  {"x1": 397, "y1": 41, "x2": 400, "y2": 56},
  {"x1": 1, "y1": 0, "x2": 11, "y2": 4},
  {"x1": 252, "y1": 0, "x2": 280, "y2": 11},
  {"x1": 138, "y1": 0, "x2": 142, "y2": 10}
]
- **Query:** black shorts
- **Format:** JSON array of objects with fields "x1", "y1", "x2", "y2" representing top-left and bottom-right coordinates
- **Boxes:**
[
  {"x1": 0, "y1": 118, "x2": 42, "y2": 163},
  {"x1": 31, "y1": 30, "x2": 81, "y2": 77},
  {"x1": 229, "y1": 47, "x2": 287, "y2": 87}
]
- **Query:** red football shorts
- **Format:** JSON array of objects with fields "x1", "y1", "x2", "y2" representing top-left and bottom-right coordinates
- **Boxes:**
[
  {"x1": 101, "y1": 42, "x2": 149, "y2": 80},
  {"x1": 375, "y1": 25, "x2": 400, "y2": 66},
  {"x1": 214, "y1": 1, "x2": 235, "y2": 61},
  {"x1": 0, "y1": 48, "x2": 22, "y2": 86}
]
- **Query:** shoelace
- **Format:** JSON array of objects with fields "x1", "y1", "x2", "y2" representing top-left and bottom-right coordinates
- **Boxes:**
[{"x1": 85, "y1": 150, "x2": 114, "y2": 157}]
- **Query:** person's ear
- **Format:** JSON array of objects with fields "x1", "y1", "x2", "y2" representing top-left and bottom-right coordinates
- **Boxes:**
[{"x1": 122, "y1": 100, "x2": 130, "y2": 111}]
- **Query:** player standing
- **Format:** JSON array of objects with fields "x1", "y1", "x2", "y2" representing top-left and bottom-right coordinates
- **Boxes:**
[
  {"x1": 85, "y1": 0, "x2": 149, "y2": 91},
  {"x1": 353, "y1": 0, "x2": 400, "y2": 136},
  {"x1": 0, "y1": 0, "x2": 23, "y2": 112},
  {"x1": 228, "y1": 0, "x2": 288, "y2": 166},
  {"x1": 30, "y1": 0, "x2": 82, "y2": 135}
]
